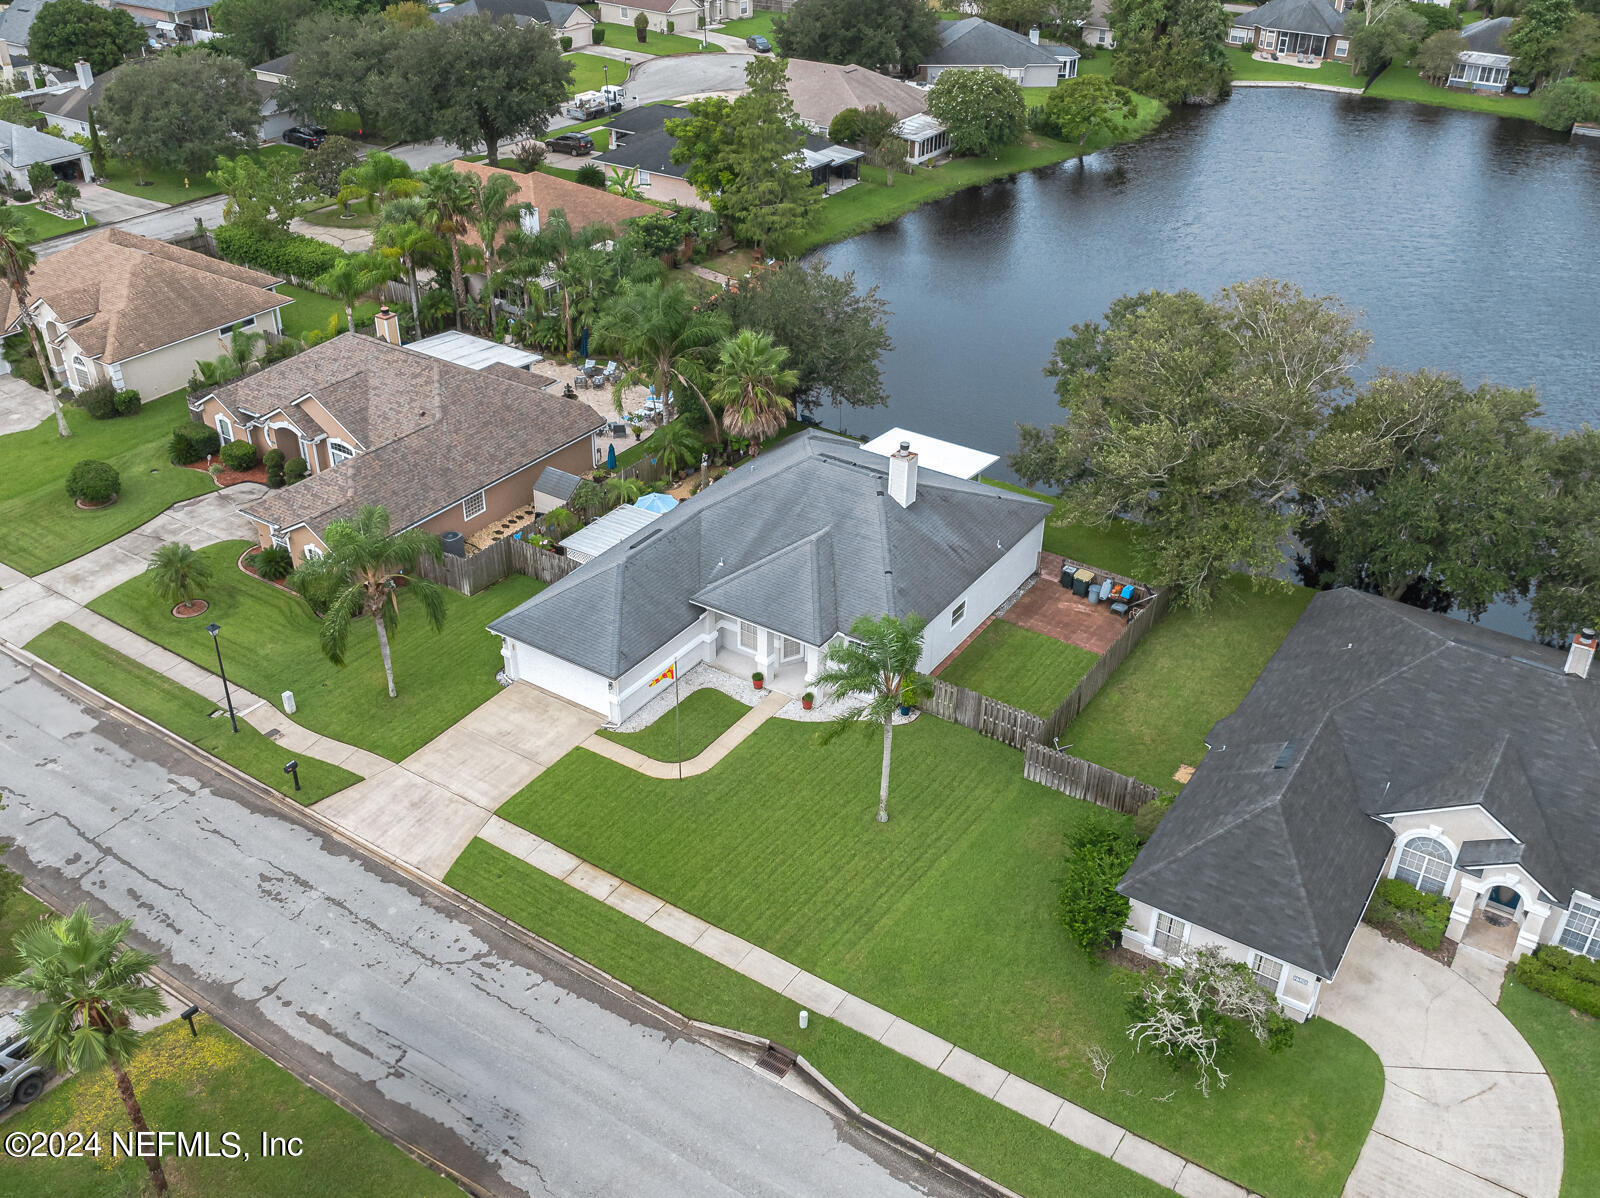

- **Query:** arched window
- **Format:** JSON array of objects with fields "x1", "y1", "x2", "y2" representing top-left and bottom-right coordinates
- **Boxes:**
[{"x1": 1395, "y1": 835, "x2": 1454, "y2": 895}]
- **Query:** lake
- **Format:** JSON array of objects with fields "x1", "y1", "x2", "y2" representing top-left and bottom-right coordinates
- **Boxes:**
[{"x1": 816, "y1": 87, "x2": 1600, "y2": 465}]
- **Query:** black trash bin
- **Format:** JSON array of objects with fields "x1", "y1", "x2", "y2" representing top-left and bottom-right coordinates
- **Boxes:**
[
  {"x1": 1071, "y1": 568, "x2": 1093, "y2": 598},
  {"x1": 1060, "y1": 562, "x2": 1073, "y2": 589}
]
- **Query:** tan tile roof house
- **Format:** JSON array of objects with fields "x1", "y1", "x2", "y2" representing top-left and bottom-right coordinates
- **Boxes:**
[
  {"x1": 783, "y1": 59, "x2": 930, "y2": 131},
  {"x1": 192, "y1": 331, "x2": 603, "y2": 563},
  {"x1": 0, "y1": 229, "x2": 291, "y2": 397},
  {"x1": 451, "y1": 159, "x2": 658, "y2": 250}
]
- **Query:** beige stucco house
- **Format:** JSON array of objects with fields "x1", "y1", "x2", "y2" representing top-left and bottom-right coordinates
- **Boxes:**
[
  {"x1": 0, "y1": 229, "x2": 289, "y2": 398},
  {"x1": 435, "y1": 0, "x2": 595, "y2": 47},
  {"x1": 595, "y1": 0, "x2": 705, "y2": 35}
]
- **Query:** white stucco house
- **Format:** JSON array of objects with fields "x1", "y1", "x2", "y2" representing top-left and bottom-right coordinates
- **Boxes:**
[
  {"x1": 489, "y1": 430, "x2": 1048, "y2": 724},
  {"x1": 1120, "y1": 589, "x2": 1600, "y2": 1020}
]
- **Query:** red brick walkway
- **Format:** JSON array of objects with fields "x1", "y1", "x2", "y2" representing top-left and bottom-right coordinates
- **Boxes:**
[{"x1": 1001, "y1": 553, "x2": 1126, "y2": 655}]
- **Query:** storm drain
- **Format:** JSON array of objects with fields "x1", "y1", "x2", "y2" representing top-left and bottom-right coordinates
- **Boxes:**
[{"x1": 755, "y1": 1043, "x2": 798, "y2": 1079}]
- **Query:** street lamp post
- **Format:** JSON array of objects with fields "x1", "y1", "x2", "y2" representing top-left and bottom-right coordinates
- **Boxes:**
[
  {"x1": 205, "y1": 622, "x2": 238, "y2": 734},
  {"x1": 603, "y1": 63, "x2": 608, "y2": 87}
]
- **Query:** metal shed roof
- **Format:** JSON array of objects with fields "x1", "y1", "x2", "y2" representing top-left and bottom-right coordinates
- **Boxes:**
[
  {"x1": 859, "y1": 427, "x2": 999, "y2": 480},
  {"x1": 406, "y1": 330, "x2": 544, "y2": 372},
  {"x1": 561, "y1": 503, "x2": 663, "y2": 564}
]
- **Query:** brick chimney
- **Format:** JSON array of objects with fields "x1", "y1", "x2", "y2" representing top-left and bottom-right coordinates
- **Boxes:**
[
  {"x1": 75, "y1": 59, "x2": 92, "y2": 91},
  {"x1": 1565, "y1": 628, "x2": 1597, "y2": 679},
  {"x1": 373, "y1": 305, "x2": 400, "y2": 345},
  {"x1": 1028, "y1": 24, "x2": 1041, "y2": 44},
  {"x1": 888, "y1": 440, "x2": 917, "y2": 508}
]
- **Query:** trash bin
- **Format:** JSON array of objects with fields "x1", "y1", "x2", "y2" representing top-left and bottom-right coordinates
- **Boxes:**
[
  {"x1": 1072, "y1": 567, "x2": 1094, "y2": 598},
  {"x1": 1060, "y1": 562, "x2": 1073, "y2": 589}
]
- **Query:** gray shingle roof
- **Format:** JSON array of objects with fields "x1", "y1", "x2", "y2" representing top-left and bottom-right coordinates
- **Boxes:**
[
  {"x1": 1122, "y1": 588, "x2": 1600, "y2": 978},
  {"x1": 1229, "y1": 0, "x2": 1345, "y2": 36},
  {"x1": 0, "y1": 0, "x2": 50, "y2": 53},
  {"x1": 0, "y1": 120, "x2": 85, "y2": 169},
  {"x1": 490, "y1": 430, "x2": 1048, "y2": 677},
  {"x1": 1458, "y1": 839, "x2": 1525, "y2": 870},
  {"x1": 596, "y1": 103, "x2": 845, "y2": 182},
  {"x1": 535, "y1": 466, "x2": 582, "y2": 503},
  {"x1": 924, "y1": 17, "x2": 1063, "y2": 69},
  {"x1": 434, "y1": 0, "x2": 589, "y2": 27}
]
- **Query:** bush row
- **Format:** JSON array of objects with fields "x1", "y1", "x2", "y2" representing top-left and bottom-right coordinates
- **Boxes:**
[
  {"x1": 1514, "y1": 944, "x2": 1600, "y2": 1017},
  {"x1": 1363, "y1": 877, "x2": 1452, "y2": 951},
  {"x1": 70, "y1": 382, "x2": 142, "y2": 420},
  {"x1": 214, "y1": 224, "x2": 347, "y2": 282},
  {"x1": 169, "y1": 423, "x2": 222, "y2": 466}
]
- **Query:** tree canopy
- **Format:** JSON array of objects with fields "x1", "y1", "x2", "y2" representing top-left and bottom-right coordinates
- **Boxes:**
[
  {"x1": 925, "y1": 67, "x2": 1027, "y2": 156},
  {"x1": 1037, "y1": 75, "x2": 1139, "y2": 145},
  {"x1": 28, "y1": 0, "x2": 142, "y2": 75},
  {"x1": 211, "y1": 150, "x2": 300, "y2": 234},
  {"x1": 100, "y1": 53, "x2": 262, "y2": 176},
  {"x1": 279, "y1": 11, "x2": 399, "y2": 134},
  {"x1": 1416, "y1": 28, "x2": 1468, "y2": 82},
  {"x1": 774, "y1": 0, "x2": 943, "y2": 72},
  {"x1": 1345, "y1": 7, "x2": 1425, "y2": 76},
  {"x1": 978, "y1": 0, "x2": 1092, "y2": 40},
  {"x1": 1110, "y1": 0, "x2": 1232, "y2": 104},
  {"x1": 211, "y1": 0, "x2": 316, "y2": 66}
]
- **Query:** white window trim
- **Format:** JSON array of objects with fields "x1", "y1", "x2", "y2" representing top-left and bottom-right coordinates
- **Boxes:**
[
  {"x1": 328, "y1": 440, "x2": 355, "y2": 465},
  {"x1": 781, "y1": 637, "x2": 803, "y2": 662},
  {"x1": 951, "y1": 600, "x2": 966, "y2": 628},
  {"x1": 1152, "y1": 911, "x2": 1188, "y2": 955},
  {"x1": 1557, "y1": 893, "x2": 1600, "y2": 959},
  {"x1": 215, "y1": 414, "x2": 233, "y2": 443},
  {"x1": 1228, "y1": 28, "x2": 1246, "y2": 43},
  {"x1": 738, "y1": 620, "x2": 758, "y2": 652},
  {"x1": 1334, "y1": 39, "x2": 1349, "y2": 56},
  {"x1": 1250, "y1": 952, "x2": 1285, "y2": 993},
  {"x1": 301, "y1": 543, "x2": 322, "y2": 560},
  {"x1": 1391, "y1": 830, "x2": 1456, "y2": 896},
  {"x1": 462, "y1": 489, "x2": 487, "y2": 520}
]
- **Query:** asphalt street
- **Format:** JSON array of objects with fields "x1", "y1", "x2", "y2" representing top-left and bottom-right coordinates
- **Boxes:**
[{"x1": 0, "y1": 655, "x2": 969, "y2": 1197}]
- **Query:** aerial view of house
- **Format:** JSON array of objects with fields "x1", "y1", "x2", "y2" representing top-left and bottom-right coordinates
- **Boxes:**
[
  {"x1": 1229, "y1": 0, "x2": 1351, "y2": 61},
  {"x1": 921, "y1": 17, "x2": 1080, "y2": 86}
]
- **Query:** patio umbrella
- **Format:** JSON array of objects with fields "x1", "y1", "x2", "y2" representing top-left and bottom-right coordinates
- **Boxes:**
[
  {"x1": 579, "y1": 327, "x2": 590, "y2": 358},
  {"x1": 606, "y1": 443, "x2": 617, "y2": 470}
]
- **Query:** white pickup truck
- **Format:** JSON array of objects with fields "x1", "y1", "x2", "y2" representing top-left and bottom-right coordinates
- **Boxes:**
[{"x1": 0, "y1": 1009, "x2": 48, "y2": 1109}]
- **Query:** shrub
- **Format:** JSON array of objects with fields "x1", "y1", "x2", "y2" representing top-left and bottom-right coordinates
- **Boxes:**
[
  {"x1": 574, "y1": 163, "x2": 606, "y2": 189},
  {"x1": 1058, "y1": 819, "x2": 1139, "y2": 955},
  {"x1": 169, "y1": 423, "x2": 220, "y2": 465},
  {"x1": 634, "y1": 12, "x2": 649, "y2": 40},
  {"x1": 828, "y1": 106, "x2": 863, "y2": 144},
  {"x1": 145, "y1": 542, "x2": 212, "y2": 605},
  {"x1": 219, "y1": 439, "x2": 259, "y2": 471},
  {"x1": 1133, "y1": 793, "x2": 1173, "y2": 843},
  {"x1": 213, "y1": 225, "x2": 346, "y2": 282},
  {"x1": 113, "y1": 388, "x2": 142, "y2": 417},
  {"x1": 65, "y1": 459, "x2": 119, "y2": 504},
  {"x1": 512, "y1": 141, "x2": 547, "y2": 173},
  {"x1": 1363, "y1": 877, "x2": 1452, "y2": 951},
  {"x1": 284, "y1": 455, "x2": 309, "y2": 484},
  {"x1": 74, "y1": 381, "x2": 118, "y2": 420},
  {"x1": 593, "y1": 24, "x2": 605, "y2": 43},
  {"x1": 264, "y1": 447, "x2": 286, "y2": 488},
  {"x1": 560, "y1": 34, "x2": 572, "y2": 50},
  {"x1": 1536, "y1": 78, "x2": 1600, "y2": 132},
  {"x1": 666, "y1": 19, "x2": 675, "y2": 32},
  {"x1": 253, "y1": 545, "x2": 294, "y2": 581},
  {"x1": 16, "y1": 353, "x2": 43, "y2": 388},
  {"x1": 1514, "y1": 945, "x2": 1600, "y2": 1017}
]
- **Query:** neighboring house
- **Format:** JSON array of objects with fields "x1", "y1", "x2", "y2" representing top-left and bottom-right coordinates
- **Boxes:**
[
  {"x1": 0, "y1": 229, "x2": 290, "y2": 395},
  {"x1": 1451, "y1": 16, "x2": 1514, "y2": 93},
  {"x1": 595, "y1": 0, "x2": 705, "y2": 35},
  {"x1": 39, "y1": 59, "x2": 294, "y2": 141},
  {"x1": 0, "y1": 0, "x2": 52, "y2": 63},
  {"x1": 0, "y1": 119, "x2": 91, "y2": 189},
  {"x1": 921, "y1": 18, "x2": 1079, "y2": 87},
  {"x1": 1120, "y1": 589, "x2": 1600, "y2": 1020},
  {"x1": 782, "y1": 58, "x2": 950, "y2": 165},
  {"x1": 253, "y1": 52, "x2": 295, "y2": 85},
  {"x1": 434, "y1": 0, "x2": 595, "y2": 47},
  {"x1": 194, "y1": 325, "x2": 603, "y2": 564},
  {"x1": 489, "y1": 430, "x2": 1048, "y2": 723},
  {"x1": 1228, "y1": 0, "x2": 1350, "y2": 62},
  {"x1": 1082, "y1": 0, "x2": 1116, "y2": 49},
  {"x1": 111, "y1": 0, "x2": 217, "y2": 42}
]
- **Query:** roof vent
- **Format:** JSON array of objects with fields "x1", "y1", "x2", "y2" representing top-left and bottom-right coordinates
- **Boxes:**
[{"x1": 1566, "y1": 628, "x2": 1597, "y2": 679}]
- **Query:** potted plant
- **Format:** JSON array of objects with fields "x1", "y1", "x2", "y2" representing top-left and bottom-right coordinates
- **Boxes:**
[
  {"x1": 898, "y1": 681, "x2": 919, "y2": 716},
  {"x1": 752, "y1": 670, "x2": 764, "y2": 690},
  {"x1": 801, "y1": 691, "x2": 814, "y2": 711}
]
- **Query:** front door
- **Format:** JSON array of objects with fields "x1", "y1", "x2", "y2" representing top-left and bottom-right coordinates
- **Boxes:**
[{"x1": 1487, "y1": 886, "x2": 1521, "y2": 914}]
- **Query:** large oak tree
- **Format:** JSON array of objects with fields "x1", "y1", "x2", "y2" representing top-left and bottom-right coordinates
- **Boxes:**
[
  {"x1": 774, "y1": 0, "x2": 941, "y2": 72},
  {"x1": 100, "y1": 53, "x2": 262, "y2": 177}
]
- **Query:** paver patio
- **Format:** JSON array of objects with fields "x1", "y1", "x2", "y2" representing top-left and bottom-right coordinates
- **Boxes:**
[{"x1": 1004, "y1": 552, "x2": 1130, "y2": 655}]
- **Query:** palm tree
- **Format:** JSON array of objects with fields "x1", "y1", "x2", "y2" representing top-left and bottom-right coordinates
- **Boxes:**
[
  {"x1": 812, "y1": 613, "x2": 929, "y2": 824},
  {"x1": 593, "y1": 280, "x2": 730, "y2": 441},
  {"x1": 709, "y1": 329, "x2": 798, "y2": 441},
  {"x1": 470, "y1": 171, "x2": 523, "y2": 286},
  {"x1": 543, "y1": 506, "x2": 581, "y2": 541},
  {"x1": 654, "y1": 418, "x2": 704, "y2": 478},
  {"x1": 338, "y1": 151, "x2": 420, "y2": 215},
  {"x1": 603, "y1": 474, "x2": 645, "y2": 508},
  {"x1": 525, "y1": 209, "x2": 616, "y2": 353},
  {"x1": 374, "y1": 198, "x2": 443, "y2": 334},
  {"x1": 288, "y1": 505, "x2": 447, "y2": 699},
  {"x1": 318, "y1": 252, "x2": 401, "y2": 334},
  {"x1": 417, "y1": 164, "x2": 477, "y2": 330},
  {"x1": 0, "y1": 207, "x2": 67, "y2": 436},
  {"x1": 145, "y1": 542, "x2": 213, "y2": 606},
  {"x1": 5, "y1": 905, "x2": 170, "y2": 1195}
]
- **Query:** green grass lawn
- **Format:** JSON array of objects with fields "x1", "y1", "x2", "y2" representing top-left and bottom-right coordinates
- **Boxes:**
[
  {"x1": 99, "y1": 144, "x2": 302, "y2": 206},
  {"x1": 299, "y1": 203, "x2": 381, "y2": 229},
  {"x1": 277, "y1": 283, "x2": 381, "y2": 342},
  {"x1": 1366, "y1": 63, "x2": 1542, "y2": 118},
  {"x1": 0, "y1": 889, "x2": 53, "y2": 982},
  {"x1": 491, "y1": 715, "x2": 1383, "y2": 1197},
  {"x1": 1500, "y1": 978, "x2": 1600, "y2": 1197},
  {"x1": 716, "y1": 12, "x2": 774, "y2": 38},
  {"x1": 0, "y1": 390, "x2": 215, "y2": 577},
  {"x1": 0, "y1": 1019, "x2": 460, "y2": 1198},
  {"x1": 597, "y1": 687, "x2": 749, "y2": 761},
  {"x1": 88, "y1": 541, "x2": 543, "y2": 762},
  {"x1": 564, "y1": 51, "x2": 621, "y2": 96},
  {"x1": 12, "y1": 202, "x2": 94, "y2": 244},
  {"x1": 25, "y1": 623, "x2": 361, "y2": 805},
  {"x1": 939, "y1": 620, "x2": 1099, "y2": 717},
  {"x1": 447, "y1": 839, "x2": 1172, "y2": 1198},
  {"x1": 1230, "y1": 48, "x2": 1363, "y2": 88},
  {"x1": 799, "y1": 99, "x2": 1167, "y2": 252},
  {"x1": 591, "y1": 25, "x2": 724, "y2": 55}
]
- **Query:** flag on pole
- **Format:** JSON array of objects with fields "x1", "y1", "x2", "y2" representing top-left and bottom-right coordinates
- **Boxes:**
[{"x1": 649, "y1": 663, "x2": 675, "y2": 688}]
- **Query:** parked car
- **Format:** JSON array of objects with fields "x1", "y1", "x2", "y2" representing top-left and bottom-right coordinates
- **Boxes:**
[
  {"x1": 746, "y1": 34, "x2": 772, "y2": 52},
  {"x1": 283, "y1": 125, "x2": 329, "y2": 150},
  {"x1": 547, "y1": 131, "x2": 596, "y2": 156},
  {"x1": 0, "y1": 1010, "x2": 48, "y2": 1110}
]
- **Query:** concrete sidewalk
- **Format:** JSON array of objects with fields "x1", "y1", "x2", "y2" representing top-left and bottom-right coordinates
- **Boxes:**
[{"x1": 582, "y1": 689, "x2": 790, "y2": 778}]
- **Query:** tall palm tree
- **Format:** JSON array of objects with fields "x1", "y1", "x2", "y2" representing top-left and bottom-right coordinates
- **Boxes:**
[
  {"x1": 145, "y1": 542, "x2": 213, "y2": 606},
  {"x1": 812, "y1": 613, "x2": 929, "y2": 824},
  {"x1": 603, "y1": 474, "x2": 645, "y2": 507},
  {"x1": 527, "y1": 210, "x2": 616, "y2": 353},
  {"x1": 374, "y1": 198, "x2": 443, "y2": 334},
  {"x1": 318, "y1": 252, "x2": 401, "y2": 334},
  {"x1": 5, "y1": 905, "x2": 170, "y2": 1195},
  {"x1": 417, "y1": 164, "x2": 477, "y2": 330},
  {"x1": 338, "y1": 151, "x2": 420, "y2": 215},
  {"x1": 593, "y1": 280, "x2": 730, "y2": 441},
  {"x1": 470, "y1": 171, "x2": 523, "y2": 287},
  {"x1": 709, "y1": 329, "x2": 798, "y2": 441},
  {"x1": 0, "y1": 207, "x2": 66, "y2": 436},
  {"x1": 288, "y1": 505, "x2": 447, "y2": 699}
]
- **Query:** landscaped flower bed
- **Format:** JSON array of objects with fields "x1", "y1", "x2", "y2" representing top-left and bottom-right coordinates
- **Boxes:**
[{"x1": 1363, "y1": 878, "x2": 1454, "y2": 959}]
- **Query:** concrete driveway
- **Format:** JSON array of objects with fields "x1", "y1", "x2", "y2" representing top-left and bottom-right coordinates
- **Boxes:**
[
  {"x1": 315, "y1": 682, "x2": 600, "y2": 878},
  {"x1": 625, "y1": 52, "x2": 755, "y2": 104},
  {"x1": 1320, "y1": 926, "x2": 1561, "y2": 1198},
  {"x1": 0, "y1": 372, "x2": 58, "y2": 436},
  {"x1": 74, "y1": 183, "x2": 168, "y2": 224}
]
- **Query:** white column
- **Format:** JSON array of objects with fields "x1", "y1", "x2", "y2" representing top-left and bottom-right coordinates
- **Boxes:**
[
  {"x1": 804, "y1": 644, "x2": 820, "y2": 685},
  {"x1": 1449, "y1": 878, "x2": 1482, "y2": 943},
  {"x1": 1515, "y1": 903, "x2": 1552, "y2": 960}
]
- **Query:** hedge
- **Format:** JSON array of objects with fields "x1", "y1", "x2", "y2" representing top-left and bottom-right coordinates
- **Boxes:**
[
  {"x1": 264, "y1": 447, "x2": 286, "y2": 488},
  {"x1": 73, "y1": 381, "x2": 118, "y2": 420},
  {"x1": 1514, "y1": 944, "x2": 1600, "y2": 1017},
  {"x1": 169, "y1": 423, "x2": 221, "y2": 466},
  {"x1": 219, "y1": 439, "x2": 259, "y2": 471},
  {"x1": 1364, "y1": 877, "x2": 1452, "y2": 952},
  {"x1": 213, "y1": 224, "x2": 347, "y2": 282}
]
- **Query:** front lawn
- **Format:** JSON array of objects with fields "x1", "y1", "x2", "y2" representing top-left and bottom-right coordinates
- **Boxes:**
[
  {"x1": 590, "y1": 25, "x2": 724, "y2": 55},
  {"x1": 299, "y1": 203, "x2": 381, "y2": 230},
  {"x1": 716, "y1": 13, "x2": 774, "y2": 39},
  {"x1": 1500, "y1": 979, "x2": 1600, "y2": 1197},
  {"x1": 799, "y1": 99, "x2": 1167, "y2": 252},
  {"x1": 447, "y1": 839, "x2": 1172, "y2": 1198},
  {"x1": 1366, "y1": 63, "x2": 1541, "y2": 118},
  {"x1": 25, "y1": 623, "x2": 362, "y2": 804},
  {"x1": 1230, "y1": 49, "x2": 1363, "y2": 88},
  {"x1": 564, "y1": 51, "x2": 621, "y2": 96},
  {"x1": 12, "y1": 202, "x2": 94, "y2": 244},
  {"x1": 596, "y1": 687, "x2": 748, "y2": 761},
  {"x1": 492, "y1": 715, "x2": 1383, "y2": 1197},
  {"x1": 0, "y1": 1019, "x2": 460, "y2": 1198},
  {"x1": 0, "y1": 390, "x2": 215, "y2": 576},
  {"x1": 88, "y1": 540, "x2": 544, "y2": 762},
  {"x1": 939, "y1": 620, "x2": 1098, "y2": 717},
  {"x1": 98, "y1": 144, "x2": 302, "y2": 206},
  {"x1": 277, "y1": 283, "x2": 381, "y2": 341},
  {"x1": 0, "y1": 889, "x2": 53, "y2": 982}
]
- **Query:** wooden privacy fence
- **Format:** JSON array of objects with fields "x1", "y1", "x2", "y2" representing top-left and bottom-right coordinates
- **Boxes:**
[
  {"x1": 1041, "y1": 582, "x2": 1172, "y2": 744},
  {"x1": 922, "y1": 678, "x2": 1043, "y2": 749},
  {"x1": 414, "y1": 536, "x2": 579, "y2": 596},
  {"x1": 1024, "y1": 741, "x2": 1161, "y2": 814}
]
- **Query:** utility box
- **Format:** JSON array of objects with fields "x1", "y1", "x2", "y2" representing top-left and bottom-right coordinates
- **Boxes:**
[{"x1": 282, "y1": 690, "x2": 296, "y2": 714}]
